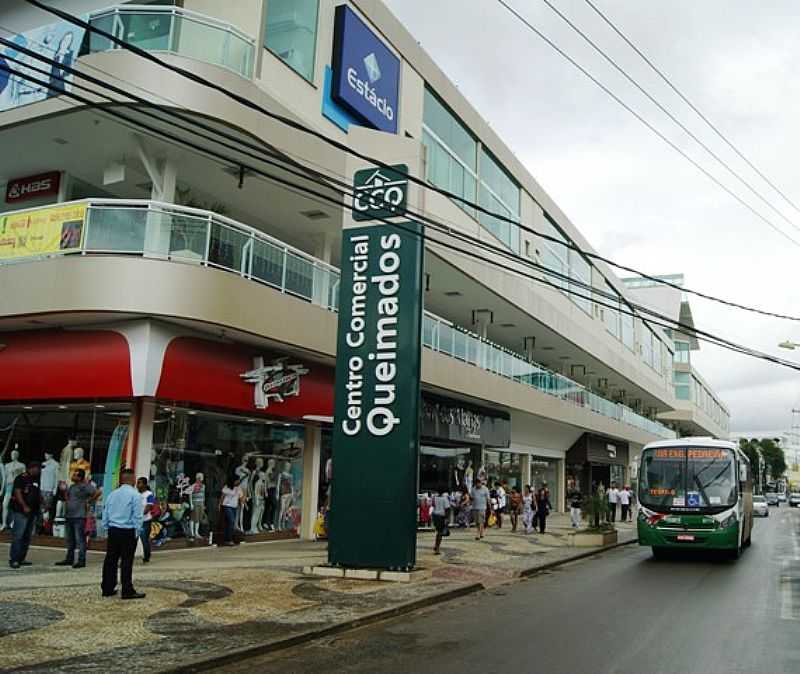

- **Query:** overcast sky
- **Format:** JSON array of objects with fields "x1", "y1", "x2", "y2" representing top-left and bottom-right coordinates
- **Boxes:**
[{"x1": 384, "y1": 0, "x2": 800, "y2": 434}]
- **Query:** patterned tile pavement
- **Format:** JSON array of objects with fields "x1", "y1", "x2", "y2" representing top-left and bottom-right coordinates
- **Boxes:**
[{"x1": 0, "y1": 514, "x2": 635, "y2": 673}]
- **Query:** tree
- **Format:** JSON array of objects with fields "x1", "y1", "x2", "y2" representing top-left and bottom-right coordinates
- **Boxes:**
[
  {"x1": 758, "y1": 438, "x2": 787, "y2": 481},
  {"x1": 739, "y1": 439, "x2": 759, "y2": 470}
]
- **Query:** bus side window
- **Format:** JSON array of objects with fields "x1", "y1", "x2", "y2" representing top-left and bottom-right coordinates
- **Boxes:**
[{"x1": 739, "y1": 463, "x2": 748, "y2": 483}]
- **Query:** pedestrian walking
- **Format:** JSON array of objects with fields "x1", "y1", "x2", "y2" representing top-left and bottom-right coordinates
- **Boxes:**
[
  {"x1": 619, "y1": 484, "x2": 631, "y2": 523},
  {"x1": 607, "y1": 482, "x2": 619, "y2": 523},
  {"x1": 220, "y1": 477, "x2": 242, "y2": 546},
  {"x1": 137, "y1": 477, "x2": 155, "y2": 564},
  {"x1": 509, "y1": 486, "x2": 522, "y2": 532},
  {"x1": 534, "y1": 486, "x2": 551, "y2": 534},
  {"x1": 55, "y1": 468, "x2": 97, "y2": 569},
  {"x1": 101, "y1": 468, "x2": 145, "y2": 599},
  {"x1": 470, "y1": 478, "x2": 490, "y2": 540},
  {"x1": 495, "y1": 481, "x2": 506, "y2": 529},
  {"x1": 8, "y1": 461, "x2": 41, "y2": 569},
  {"x1": 522, "y1": 485, "x2": 534, "y2": 534},
  {"x1": 567, "y1": 480, "x2": 583, "y2": 529},
  {"x1": 432, "y1": 487, "x2": 450, "y2": 555}
]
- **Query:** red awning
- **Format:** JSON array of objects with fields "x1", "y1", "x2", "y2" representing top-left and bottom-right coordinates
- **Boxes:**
[
  {"x1": 156, "y1": 337, "x2": 334, "y2": 420},
  {"x1": 0, "y1": 329, "x2": 133, "y2": 401}
]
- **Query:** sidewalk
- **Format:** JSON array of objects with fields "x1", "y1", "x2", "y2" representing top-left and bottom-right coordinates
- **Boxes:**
[{"x1": 0, "y1": 515, "x2": 636, "y2": 673}]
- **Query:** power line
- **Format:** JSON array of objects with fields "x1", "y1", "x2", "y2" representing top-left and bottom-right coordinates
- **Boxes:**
[
  {"x1": 495, "y1": 0, "x2": 800, "y2": 249},
  {"x1": 538, "y1": 0, "x2": 800, "y2": 235},
  {"x1": 4, "y1": 60, "x2": 799, "y2": 380},
  {"x1": 22, "y1": 0, "x2": 800, "y2": 312},
  {"x1": 581, "y1": 0, "x2": 800, "y2": 216},
  {"x1": 1, "y1": 33, "x2": 796, "y2": 341}
]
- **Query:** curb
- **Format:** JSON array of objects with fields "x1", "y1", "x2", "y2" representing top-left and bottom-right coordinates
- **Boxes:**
[
  {"x1": 164, "y1": 582, "x2": 484, "y2": 674},
  {"x1": 519, "y1": 537, "x2": 638, "y2": 577},
  {"x1": 164, "y1": 538, "x2": 637, "y2": 673}
]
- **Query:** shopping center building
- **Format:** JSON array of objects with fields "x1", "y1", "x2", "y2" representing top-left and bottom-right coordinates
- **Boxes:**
[{"x1": 0, "y1": 0, "x2": 718, "y2": 546}]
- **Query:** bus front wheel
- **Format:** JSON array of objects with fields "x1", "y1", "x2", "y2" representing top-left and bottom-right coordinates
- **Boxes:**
[{"x1": 652, "y1": 547, "x2": 667, "y2": 560}]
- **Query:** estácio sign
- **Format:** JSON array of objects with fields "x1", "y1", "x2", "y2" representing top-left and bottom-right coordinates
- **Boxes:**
[{"x1": 329, "y1": 219, "x2": 424, "y2": 570}]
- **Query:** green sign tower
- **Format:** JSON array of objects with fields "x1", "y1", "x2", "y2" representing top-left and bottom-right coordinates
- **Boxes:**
[{"x1": 328, "y1": 165, "x2": 423, "y2": 569}]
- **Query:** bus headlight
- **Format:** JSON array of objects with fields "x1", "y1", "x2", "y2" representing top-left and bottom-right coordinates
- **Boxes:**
[{"x1": 719, "y1": 512, "x2": 738, "y2": 529}]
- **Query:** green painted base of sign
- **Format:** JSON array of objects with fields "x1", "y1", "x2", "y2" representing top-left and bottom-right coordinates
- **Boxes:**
[{"x1": 328, "y1": 219, "x2": 424, "y2": 570}]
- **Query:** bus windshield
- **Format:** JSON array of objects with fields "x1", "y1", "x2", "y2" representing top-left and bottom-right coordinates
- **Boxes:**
[{"x1": 639, "y1": 447, "x2": 737, "y2": 511}]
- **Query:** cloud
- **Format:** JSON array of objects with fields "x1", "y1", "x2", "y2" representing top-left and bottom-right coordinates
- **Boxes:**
[{"x1": 384, "y1": 0, "x2": 800, "y2": 434}]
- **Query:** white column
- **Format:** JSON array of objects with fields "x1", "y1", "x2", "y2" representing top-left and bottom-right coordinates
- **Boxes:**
[
  {"x1": 134, "y1": 399, "x2": 156, "y2": 481},
  {"x1": 300, "y1": 425, "x2": 321, "y2": 541},
  {"x1": 312, "y1": 232, "x2": 336, "y2": 308}
]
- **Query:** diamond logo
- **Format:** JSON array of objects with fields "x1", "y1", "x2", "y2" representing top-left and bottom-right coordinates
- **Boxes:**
[{"x1": 363, "y1": 52, "x2": 381, "y2": 83}]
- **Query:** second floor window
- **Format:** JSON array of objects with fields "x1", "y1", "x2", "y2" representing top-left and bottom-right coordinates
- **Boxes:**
[{"x1": 265, "y1": 0, "x2": 319, "y2": 81}]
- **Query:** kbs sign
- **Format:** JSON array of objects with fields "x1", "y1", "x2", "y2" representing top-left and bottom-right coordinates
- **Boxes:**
[{"x1": 5, "y1": 172, "x2": 61, "y2": 204}]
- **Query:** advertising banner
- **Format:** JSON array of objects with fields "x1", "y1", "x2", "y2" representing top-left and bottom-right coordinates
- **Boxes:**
[
  {"x1": 331, "y1": 5, "x2": 401, "y2": 134},
  {"x1": 0, "y1": 203, "x2": 86, "y2": 260},
  {"x1": 0, "y1": 17, "x2": 88, "y2": 112},
  {"x1": 328, "y1": 219, "x2": 424, "y2": 569}
]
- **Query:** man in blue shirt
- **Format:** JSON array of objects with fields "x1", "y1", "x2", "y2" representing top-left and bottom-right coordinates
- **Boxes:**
[{"x1": 101, "y1": 468, "x2": 145, "y2": 599}]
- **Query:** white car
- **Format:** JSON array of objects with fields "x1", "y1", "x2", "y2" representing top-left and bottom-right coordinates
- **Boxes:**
[
  {"x1": 789, "y1": 493, "x2": 800, "y2": 508},
  {"x1": 753, "y1": 495, "x2": 769, "y2": 517}
]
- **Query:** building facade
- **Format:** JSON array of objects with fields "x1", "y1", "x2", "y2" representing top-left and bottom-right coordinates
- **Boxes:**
[{"x1": 0, "y1": 0, "x2": 696, "y2": 547}]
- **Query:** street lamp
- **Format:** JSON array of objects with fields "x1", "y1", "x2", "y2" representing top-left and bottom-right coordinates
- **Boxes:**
[{"x1": 778, "y1": 340, "x2": 800, "y2": 350}]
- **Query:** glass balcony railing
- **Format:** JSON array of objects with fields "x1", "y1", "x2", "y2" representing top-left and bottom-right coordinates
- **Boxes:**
[
  {"x1": 423, "y1": 312, "x2": 676, "y2": 440},
  {"x1": 0, "y1": 198, "x2": 675, "y2": 440},
  {"x1": 87, "y1": 5, "x2": 255, "y2": 79},
  {"x1": 0, "y1": 199, "x2": 339, "y2": 310}
]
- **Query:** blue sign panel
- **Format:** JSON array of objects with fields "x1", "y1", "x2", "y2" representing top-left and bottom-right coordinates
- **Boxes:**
[
  {"x1": 687, "y1": 492, "x2": 701, "y2": 507},
  {"x1": 331, "y1": 5, "x2": 400, "y2": 134}
]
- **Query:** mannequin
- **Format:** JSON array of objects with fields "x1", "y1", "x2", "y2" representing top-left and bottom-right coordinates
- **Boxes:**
[
  {"x1": 58, "y1": 439, "x2": 76, "y2": 484},
  {"x1": 264, "y1": 458, "x2": 277, "y2": 532},
  {"x1": 235, "y1": 456, "x2": 251, "y2": 532},
  {"x1": 69, "y1": 447, "x2": 90, "y2": 480},
  {"x1": 464, "y1": 460, "x2": 474, "y2": 492},
  {"x1": 276, "y1": 460, "x2": 294, "y2": 531},
  {"x1": 248, "y1": 467, "x2": 266, "y2": 534},
  {"x1": 2, "y1": 449, "x2": 25, "y2": 530},
  {"x1": 189, "y1": 473, "x2": 206, "y2": 540},
  {"x1": 40, "y1": 452, "x2": 60, "y2": 527}
]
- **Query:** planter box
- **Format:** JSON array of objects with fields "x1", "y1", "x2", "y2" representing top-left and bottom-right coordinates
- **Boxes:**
[{"x1": 571, "y1": 529, "x2": 618, "y2": 547}]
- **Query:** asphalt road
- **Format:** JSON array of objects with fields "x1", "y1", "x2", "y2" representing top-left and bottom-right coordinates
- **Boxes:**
[{"x1": 214, "y1": 506, "x2": 800, "y2": 674}]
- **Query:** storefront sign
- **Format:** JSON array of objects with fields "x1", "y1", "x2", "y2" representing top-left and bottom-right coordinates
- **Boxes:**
[
  {"x1": 0, "y1": 202, "x2": 85, "y2": 260},
  {"x1": 5, "y1": 171, "x2": 61, "y2": 203},
  {"x1": 329, "y1": 218, "x2": 424, "y2": 569},
  {"x1": 353, "y1": 165, "x2": 408, "y2": 221},
  {"x1": 240, "y1": 356, "x2": 309, "y2": 409},
  {"x1": 331, "y1": 5, "x2": 400, "y2": 134},
  {"x1": 420, "y1": 396, "x2": 511, "y2": 447},
  {"x1": 0, "y1": 17, "x2": 88, "y2": 112}
]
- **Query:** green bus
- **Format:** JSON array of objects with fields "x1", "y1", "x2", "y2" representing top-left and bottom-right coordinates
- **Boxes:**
[{"x1": 637, "y1": 438, "x2": 753, "y2": 559}]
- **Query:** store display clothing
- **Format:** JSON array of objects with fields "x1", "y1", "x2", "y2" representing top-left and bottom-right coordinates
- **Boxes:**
[
  {"x1": 40, "y1": 459, "x2": 59, "y2": 495},
  {"x1": 70, "y1": 459, "x2": 90, "y2": 479}
]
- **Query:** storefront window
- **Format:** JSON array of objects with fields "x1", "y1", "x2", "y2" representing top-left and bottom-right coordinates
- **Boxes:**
[
  {"x1": 419, "y1": 445, "x2": 481, "y2": 494},
  {"x1": 0, "y1": 404, "x2": 132, "y2": 539},
  {"x1": 530, "y1": 457, "x2": 558, "y2": 494},
  {"x1": 265, "y1": 0, "x2": 319, "y2": 81},
  {"x1": 484, "y1": 449, "x2": 523, "y2": 490},
  {"x1": 151, "y1": 408, "x2": 305, "y2": 541}
]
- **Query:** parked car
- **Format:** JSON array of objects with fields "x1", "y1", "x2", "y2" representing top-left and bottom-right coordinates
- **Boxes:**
[
  {"x1": 779, "y1": 492, "x2": 787, "y2": 503},
  {"x1": 789, "y1": 493, "x2": 800, "y2": 508},
  {"x1": 753, "y1": 495, "x2": 769, "y2": 517},
  {"x1": 766, "y1": 492, "x2": 780, "y2": 506}
]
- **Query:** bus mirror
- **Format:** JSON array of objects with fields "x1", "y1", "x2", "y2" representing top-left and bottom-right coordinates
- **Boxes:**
[{"x1": 739, "y1": 464, "x2": 748, "y2": 482}]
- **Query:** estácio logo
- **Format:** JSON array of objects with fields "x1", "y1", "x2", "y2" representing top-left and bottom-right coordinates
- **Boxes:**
[{"x1": 347, "y1": 52, "x2": 394, "y2": 122}]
